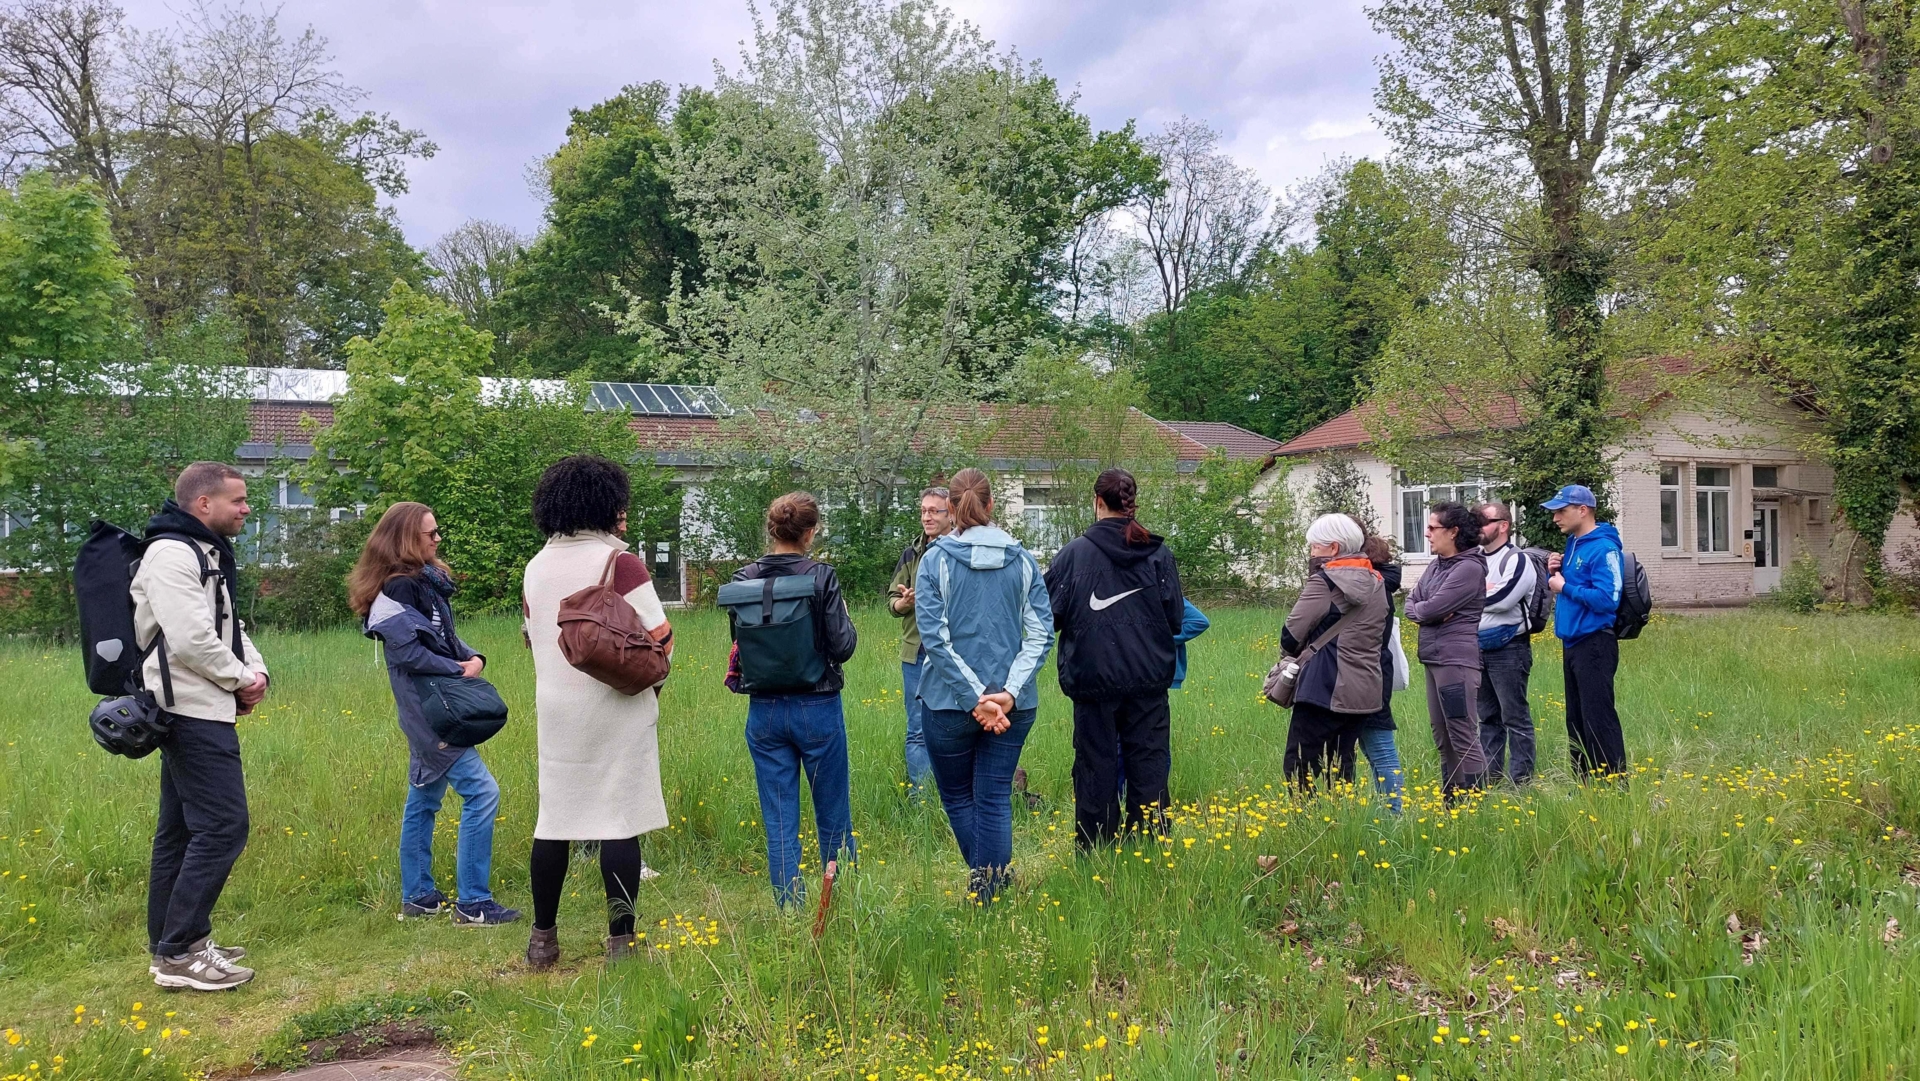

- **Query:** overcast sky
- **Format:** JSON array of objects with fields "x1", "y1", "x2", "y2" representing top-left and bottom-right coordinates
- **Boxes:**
[{"x1": 118, "y1": 0, "x2": 1393, "y2": 247}]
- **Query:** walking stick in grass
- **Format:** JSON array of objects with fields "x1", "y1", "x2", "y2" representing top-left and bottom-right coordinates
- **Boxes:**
[{"x1": 812, "y1": 859, "x2": 838, "y2": 939}]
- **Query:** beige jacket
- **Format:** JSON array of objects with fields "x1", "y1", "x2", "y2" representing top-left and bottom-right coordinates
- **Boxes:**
[{"x1": 131, "y1": 536, "x2": 267, "y2": 723}]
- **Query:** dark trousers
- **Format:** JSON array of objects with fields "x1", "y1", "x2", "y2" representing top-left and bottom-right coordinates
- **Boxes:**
[
  {"x1": 1478, "y1": 638, "x2": 1536, "y2": 783},
  {"x1": 1283, "y1": 701, "x2": 1359, "y2": 793},
  {"x1": 1425, "y1": 663, "x2": 1488, "y2": 792},
  {"x1": 148, "y1": 716, "x2": 249, "y2": 956},
  {"x1": 1563, "y1": 632, "x2": 1626, "y2": 778},
  {"x1": 1071, "y1": 694, "x2": 1172, "y2": 847}
]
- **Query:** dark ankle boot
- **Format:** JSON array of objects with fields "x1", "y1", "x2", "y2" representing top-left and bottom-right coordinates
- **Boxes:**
[
  {"x1": 525, "y1": 926, "x2": 560, "y2": 970},
  {"x1": 605, "y1": 933, "x2": 638, "y2": 963}
]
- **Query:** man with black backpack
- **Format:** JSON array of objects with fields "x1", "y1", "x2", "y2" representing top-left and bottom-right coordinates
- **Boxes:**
[
  {"x1": 1474, "y1": 503, "x2": 1539, "y2": 785},
  {"x1": 1542, "y1": 484, "x2": 1628, "y2": 781},
  {"x1": 132, "y1": 462, "x2": 270, "y2": 990}
]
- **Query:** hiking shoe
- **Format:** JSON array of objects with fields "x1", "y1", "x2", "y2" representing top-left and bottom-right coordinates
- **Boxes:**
[
  {"x1": 525, "y1": 926, "x2": 560, "y2": 970},
  {"x1": 638, "y1": 861, "x2": 661, "y2": 882},
  {"x1": 148, "y1": 939, "x2": 244, "y2": 975},
  {"x1": 152, "y1": 939, "x2": 254, "y2": 991},
  {"x1": 400, "y1": 890, "x2": 449, "y2": 918},
  {"x1": 452, "y1": 899, "x2": 522, "y2": 926}
]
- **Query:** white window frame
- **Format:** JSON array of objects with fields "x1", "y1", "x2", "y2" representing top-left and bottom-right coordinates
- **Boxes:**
[
  {"x1": 1694, "y1": 464, "x2": 1733, "y2": 554},
  {"x1": 1395, "y1": 472, "x2": 1492, "y2": 556},
  {"x1": 1658, "y1": 463, "x2": 1683, "y2": 550}
]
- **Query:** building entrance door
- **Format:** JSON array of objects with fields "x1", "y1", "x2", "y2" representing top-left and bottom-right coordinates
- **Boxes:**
[{"x1": 1753, "y1": 502, "x2": 1782, "y2": 593}]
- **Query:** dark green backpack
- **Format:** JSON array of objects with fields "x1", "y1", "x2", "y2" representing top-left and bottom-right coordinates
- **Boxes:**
[{"x1": 718, "y1": 574, "x2": 826, "y2": 694}]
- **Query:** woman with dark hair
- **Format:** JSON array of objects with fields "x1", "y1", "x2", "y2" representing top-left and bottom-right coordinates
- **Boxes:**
[
  {"x1": 351, "y1": 502, "x2": 520, "y2": 926},
  {"x1": 915, "y1": 468, "x2": 1054, "y2": 902},
  {"x1": 1043, "y1": 467, "x2": 1185, "y2": 847},
  {"x1": 1403, "y1": 500, "x2": 1490, "y2": 799},
  {"x1": 519, "y1": 455, "x2": 674, "y2": 968},
  {"x1": 722, "y1": 492, "x2": 859, "y2": 909}
]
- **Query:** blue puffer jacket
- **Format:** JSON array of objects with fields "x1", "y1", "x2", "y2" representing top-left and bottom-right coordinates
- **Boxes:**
[
  {"x1": 1555, "y1": 521, "x2": 1623, "y2": 642},
  {"x1": 914, "y1": 525, "x2": 1055, "y2": 713}
]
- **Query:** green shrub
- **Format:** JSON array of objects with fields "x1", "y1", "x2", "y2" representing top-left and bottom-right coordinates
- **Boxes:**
[{"x1": 1768, "y1": 553, "x2": 1826, "y2": 614}]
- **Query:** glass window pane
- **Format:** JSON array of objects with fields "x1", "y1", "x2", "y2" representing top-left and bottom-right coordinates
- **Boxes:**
[
  {"x1": 1402, "y1": 489, "x2": 1424, "y2": 554},
  {"x1": 1752, "y1": 466, "x2": 1778, "y2": 487},
  {"x1": 1697, "y1": 491, "x2": 1710, "y2": 553},
  {"x1": 1709, "y1": 491, "x2": 1730, "y2": 551},
  {"x1": 1697, "y1": 465, "x2": 1730, "y2": 488},
  {"x1": 282, "y1": 481, "x2": 314, "y2": 506},
  {"x1": 1660, "y1": 490, "x2": 1678, "y2": 547},
  {"x1": 1659, "y1": 464, "x2": 1679, "y2": 486}
]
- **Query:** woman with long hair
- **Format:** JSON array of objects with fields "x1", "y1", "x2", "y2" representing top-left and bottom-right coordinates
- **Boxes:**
[
  {"x1": 1403, "y1": 500, "x2": 1490, "y2": 799},
  {"x1": 519, "y1": 455, "x2": 674, "y2": 967},
  {"x1": 1043, "y1": 467, "x2": 1185, "y2": 847},
  {"x1": 350, "y1": 502, "x2": 520, "y2": 926},
  {"x1": 723, "y1": 492, "x2": 860, "y2": 909},
  {"x1": 915, "y1": 468, "x2": 1054, "y2": 903},
  {"x1": 1278, "y1": 514, "x2": 1389, "y2": 793}
]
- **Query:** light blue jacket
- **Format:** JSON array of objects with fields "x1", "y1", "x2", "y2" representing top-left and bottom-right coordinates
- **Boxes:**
[
  {"x1": 914, "y1": 525, "x2": 1055, "y2": 713},
  {"x1": 1555, "y1": 521, "x2": 1623, "y2": 642}
]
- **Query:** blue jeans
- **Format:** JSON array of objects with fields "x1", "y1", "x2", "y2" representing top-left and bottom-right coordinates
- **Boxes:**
[
  {"x1": 745, "y1": 692, "x2": 855, "y2": 908},
  {"x1": 1357, "y1": 728, "x2": 1405, "y2": 814},
  {"x1": 923, "y1": 706, "x2": 1035, "y2": 900},
  {"x1": 901, "y1": 654, "x2": 933, "y2": 789},
  {"x1": 400, "y1": 747, "x2": 499, "y2": 905}
]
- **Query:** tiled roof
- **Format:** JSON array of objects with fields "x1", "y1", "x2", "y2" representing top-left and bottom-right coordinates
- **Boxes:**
[
  {"x1": 1162, "y1": 421, "x2": 1284, "y2": 461},
  {"x1": 1275, "y1": 355, "x2": 1702, "y2": 457},
  {"x1": 244, "y1": 399, "x2": 1211, "y2": 463}
]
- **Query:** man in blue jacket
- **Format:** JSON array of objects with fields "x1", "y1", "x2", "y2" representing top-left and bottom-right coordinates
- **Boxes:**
[{"x1": 1542, "y1": 484, "x2": 1627, "y2": 779}]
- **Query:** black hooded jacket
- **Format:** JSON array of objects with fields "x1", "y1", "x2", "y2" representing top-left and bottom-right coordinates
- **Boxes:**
[{"x1": 1044, "y1": 517, "x2": 1185, "y2": 701}]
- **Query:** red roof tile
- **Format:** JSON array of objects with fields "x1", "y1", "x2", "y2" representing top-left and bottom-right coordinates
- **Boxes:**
[
  {"x1": 1162, "y1": 421, "x2": 1284, "y2": 461},
  {"x1": 1275, "y1": 355, "x2": 1702, "y2": 456}
]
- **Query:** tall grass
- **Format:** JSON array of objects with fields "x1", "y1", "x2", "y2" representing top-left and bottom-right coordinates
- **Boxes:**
[{"x1": 1, "y1": 608, "x2": 1916, "y2": 1079}]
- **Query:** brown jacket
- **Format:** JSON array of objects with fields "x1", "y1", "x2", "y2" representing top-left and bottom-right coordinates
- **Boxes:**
[{"x1": 1282, "y1": 559, "x2": 1388, "y2": 715}]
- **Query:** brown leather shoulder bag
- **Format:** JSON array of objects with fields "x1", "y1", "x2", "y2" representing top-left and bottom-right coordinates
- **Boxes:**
[{"x1": 556, "y1": 550, "x2": 671, "y2": 695}]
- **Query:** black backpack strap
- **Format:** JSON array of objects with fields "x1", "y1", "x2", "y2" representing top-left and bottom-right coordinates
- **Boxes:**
[
  {"x1": 151, "y1": 532, "x2": 244, "y2": 664},
  {"x1": 760, "y1": 575, "x2": 775, "y2": 625}
]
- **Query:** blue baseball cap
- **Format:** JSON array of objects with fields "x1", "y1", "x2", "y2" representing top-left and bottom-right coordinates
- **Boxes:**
[{"x1": 1541, "y1": 484, "x2": 1597, "y2": 510}]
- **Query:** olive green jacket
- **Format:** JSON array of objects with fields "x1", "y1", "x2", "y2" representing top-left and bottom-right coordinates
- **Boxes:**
[{"x1": 887, "y1": 536, "x2": 931, "y2": 663}]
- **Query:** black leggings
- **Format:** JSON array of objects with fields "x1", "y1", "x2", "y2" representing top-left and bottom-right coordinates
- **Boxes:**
[{"x1": 529, "y1": 837, "x2": 642, "y2": 937}]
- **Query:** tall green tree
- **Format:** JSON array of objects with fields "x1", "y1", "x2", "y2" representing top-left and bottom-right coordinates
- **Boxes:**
[
  {"x1": 0, "y1": 1, "x2": 434, "y2": 366},
  {"x1": 1138, "y1": 159, "x2": 1434, "y2": 442},
  {"x1": 1369, "y1": 0, "x2": 1702, "y2": 538},
  {"x1": 495, "y1": 82, "x2": 706, "y2": 379},
  {"x1": 0, "y1": 172, "x2": 248, "y2": 633},
  {"x1": 1631, "y1": 0, "x2": 1920, "y2": 595}
]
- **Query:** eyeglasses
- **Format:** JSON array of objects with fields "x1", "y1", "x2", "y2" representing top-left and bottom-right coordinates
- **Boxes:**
[{"x1": 423, "y1": 529, "x2": 443, "y2": 541}]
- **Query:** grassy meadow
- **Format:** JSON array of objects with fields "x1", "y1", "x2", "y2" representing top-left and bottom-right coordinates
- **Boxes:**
[{"x1": 2, "y1": 605, "x2": 1918, "y2": 1080}]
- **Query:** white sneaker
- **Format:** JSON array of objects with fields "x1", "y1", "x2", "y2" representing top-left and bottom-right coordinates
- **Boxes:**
[
  {"x1": 149, "y1": 939, "x2": 245, "y2": 976},
  {"x1": 152, "y1": 939, "x2": 254, "y2": 991},
  {"x1": 638, "y1": 861, "x2": 661, "y2": 882}
]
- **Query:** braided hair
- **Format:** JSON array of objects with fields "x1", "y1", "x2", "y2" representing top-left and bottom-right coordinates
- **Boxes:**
[{"x1": 1095, "y1": 468, "x2": 1151, "y2": 545}]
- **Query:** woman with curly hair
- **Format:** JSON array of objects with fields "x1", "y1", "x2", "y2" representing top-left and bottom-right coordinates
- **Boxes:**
[{"x1": 519, "y1": 455, "x2": 674, "y2": 968}]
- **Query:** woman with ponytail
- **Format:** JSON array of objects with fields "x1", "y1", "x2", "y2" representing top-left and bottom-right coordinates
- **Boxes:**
[
  {"x1": 914, "y1": 468, "x2": 1054, "y2": 903},
  {"x1": 1042, "y1": 468, "x2": 1186, "y2": 849}
]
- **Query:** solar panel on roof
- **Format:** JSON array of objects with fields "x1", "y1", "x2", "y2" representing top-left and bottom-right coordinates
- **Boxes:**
[{"x1": 584, "y1": 382, "x2": 730, "y2": 416}]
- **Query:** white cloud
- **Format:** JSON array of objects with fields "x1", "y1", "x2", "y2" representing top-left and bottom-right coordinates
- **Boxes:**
[{"x1": 112, "y1": 0, "x2": 1396, "y2": 245}]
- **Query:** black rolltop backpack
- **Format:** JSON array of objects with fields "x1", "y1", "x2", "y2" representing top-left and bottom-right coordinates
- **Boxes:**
[{"x1": 74, "y1": 520, "x2": 227, "y2": 758}]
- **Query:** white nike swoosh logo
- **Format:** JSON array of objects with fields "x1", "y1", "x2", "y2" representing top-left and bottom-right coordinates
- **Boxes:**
[{"x1": 1089, "y1": 588, "x2": 1143, "y2": 611}]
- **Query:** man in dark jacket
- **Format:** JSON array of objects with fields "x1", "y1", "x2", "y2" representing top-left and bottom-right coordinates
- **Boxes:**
[{"x1": 1044, "y1": 469, "x2": 1184, "y2": 849}]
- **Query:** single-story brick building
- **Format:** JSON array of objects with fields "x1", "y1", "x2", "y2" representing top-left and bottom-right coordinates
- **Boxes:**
[{"x1": 230, "y1": 368, "x2": 1246, "y2": 603}]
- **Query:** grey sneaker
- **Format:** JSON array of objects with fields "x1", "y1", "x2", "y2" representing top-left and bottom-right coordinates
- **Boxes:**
[
  {"x1": 452, "y1": 899, "x2": 522, "y2": 926},
  {"x1": 152, "y1": 939, "x2": 254, "y2": 991},
  {"x1": 400, "y1": 889, "x2": 449, "y2": 918},
  {"x1": 149, "y1": 939, "x2": 244, "y2": 976}
]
